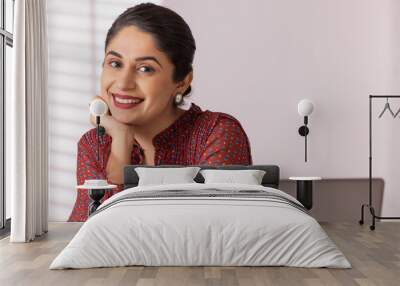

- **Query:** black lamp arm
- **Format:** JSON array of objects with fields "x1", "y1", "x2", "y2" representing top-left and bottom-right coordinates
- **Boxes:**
[
  {"x1": 298, "y1": 116, "x2": 310, "y2": 162},
  {"x1": 95, "y1": 116, "x2": 106, "y2": 161}
]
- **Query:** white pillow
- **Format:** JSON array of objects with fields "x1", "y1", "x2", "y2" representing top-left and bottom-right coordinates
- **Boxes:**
[
  {"x1": 199, "y1": 169, "x2": 266, "y2": 185},
  {"x1": 135, "y1": 166, "x2": 201, "y2": 186}
]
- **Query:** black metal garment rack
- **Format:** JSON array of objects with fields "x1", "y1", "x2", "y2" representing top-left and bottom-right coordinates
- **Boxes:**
[{"x1": 359, "y1": 95, "x2": 400, "y2": 230}]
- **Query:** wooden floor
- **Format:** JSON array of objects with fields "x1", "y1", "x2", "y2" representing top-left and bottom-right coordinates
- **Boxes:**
[{"x1": 0, "y1": 222, "x2": 399, "y2": 286}]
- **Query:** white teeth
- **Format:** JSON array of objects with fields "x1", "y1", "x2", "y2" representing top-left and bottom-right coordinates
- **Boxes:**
[{"x1": 114, "y1": 96, "x2": 142, "y2": 104}]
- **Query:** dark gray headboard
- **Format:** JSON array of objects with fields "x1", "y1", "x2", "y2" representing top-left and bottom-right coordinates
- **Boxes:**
[{"x1": 123, "y1": 164, "x2": 280, "y2": 189}]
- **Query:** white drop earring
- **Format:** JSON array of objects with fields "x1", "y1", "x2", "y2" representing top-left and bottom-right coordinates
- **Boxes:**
[{"x1": 174, "y1": 93, "x2": 183, "y2": 105}]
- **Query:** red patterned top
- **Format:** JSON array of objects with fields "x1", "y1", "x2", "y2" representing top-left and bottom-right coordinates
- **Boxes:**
[{"x1": 68, "y1": 102, "x2": 252, "y2": 222}]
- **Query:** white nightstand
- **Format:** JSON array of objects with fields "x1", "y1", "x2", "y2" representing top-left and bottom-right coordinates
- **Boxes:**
[{"x1": 289, "y1": 177, "x2": 322, "y2": 210}]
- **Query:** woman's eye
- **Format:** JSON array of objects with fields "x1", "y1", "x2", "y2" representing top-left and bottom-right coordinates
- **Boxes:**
[
  {"x1": 109, "y1": 61, "x2": 121, "y2": 68},
  {"x1": 138, "y1": 66, "x2": 154, "y2": 73}
]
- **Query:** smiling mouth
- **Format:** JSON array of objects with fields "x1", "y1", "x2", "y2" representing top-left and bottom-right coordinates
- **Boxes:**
[{"x1": 111, "y1": 93, "x2": 144, "y2": 109}]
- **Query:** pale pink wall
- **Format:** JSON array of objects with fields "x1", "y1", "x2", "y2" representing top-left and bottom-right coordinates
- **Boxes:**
[
  {"x1": 163, "y1": 0, "x2": 399, "y2": 217},
  {"x1": 378, "y1": 0, "x2": 400, "y2": 217},
  {"x1": 47, "y1": 0, "x2": 399, "y2": 221}
]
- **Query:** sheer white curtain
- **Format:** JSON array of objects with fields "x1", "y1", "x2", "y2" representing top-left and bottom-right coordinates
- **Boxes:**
[{"x1": 7, "y1": 0, "x2": 49, "y2": 242}]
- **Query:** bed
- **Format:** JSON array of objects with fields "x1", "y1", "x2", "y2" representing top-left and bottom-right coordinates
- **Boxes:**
[{"x1": 50, "y1": 164, "x2": 351, "y2": 269}]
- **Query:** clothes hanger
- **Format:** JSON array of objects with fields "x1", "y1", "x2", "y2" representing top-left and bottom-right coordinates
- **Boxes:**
[
  {"x1": 378, "y1": 97, "x2": 395, "y2": 118},
  {"x1": 394, "y1": 105, "x2": 400, "y2": 118}
]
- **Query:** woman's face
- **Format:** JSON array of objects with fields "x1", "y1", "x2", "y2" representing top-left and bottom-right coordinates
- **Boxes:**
[{"x1": 100, "y1": 25, "x2": 186, "y2": 125}]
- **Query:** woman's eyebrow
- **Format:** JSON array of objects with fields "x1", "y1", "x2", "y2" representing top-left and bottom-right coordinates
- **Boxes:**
[
  {"x1": 135, "y1": 56, "x2": 163, "y2": 69},
  {"x1": 106, "y1": 50, "x2": 163, "y2": 69}
]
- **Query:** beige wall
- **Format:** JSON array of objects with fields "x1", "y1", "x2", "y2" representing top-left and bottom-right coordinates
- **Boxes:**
[{"x1": 47, "y1": 0, "x2": 399, "y2": 221}]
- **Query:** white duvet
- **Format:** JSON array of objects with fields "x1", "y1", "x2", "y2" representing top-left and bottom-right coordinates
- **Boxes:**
[{"x1": 50, "y1": 183, "x2": 351, "y2": 269}]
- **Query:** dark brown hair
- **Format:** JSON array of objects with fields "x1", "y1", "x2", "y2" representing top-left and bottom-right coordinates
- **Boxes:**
[{"x1": 105, "y1": 3, "x2": 196, "y2": 97}]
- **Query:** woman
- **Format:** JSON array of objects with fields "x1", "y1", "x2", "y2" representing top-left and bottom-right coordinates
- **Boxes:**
[{"x1": 68, "y1": 3, "x2": 252, "y2": 222}]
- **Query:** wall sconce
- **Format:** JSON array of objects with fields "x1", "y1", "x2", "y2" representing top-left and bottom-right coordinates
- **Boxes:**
[{"x1": 297, "y1": 99, "x2": 314, "y2": 162}]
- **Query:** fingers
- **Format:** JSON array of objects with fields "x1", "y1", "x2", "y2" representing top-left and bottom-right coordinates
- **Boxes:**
[
  {"x1": 89, "y1": 107, "x2": 106, "y2": 127},
  {"x1": 100, "y1": 114, "x2": 111, "y2": 129},
  {"x1": 90, "y1": 114, "x2": 97, "y2": 127},
  {"x1": 96, "y1": 95, "x2": 105, "y2": 101}
]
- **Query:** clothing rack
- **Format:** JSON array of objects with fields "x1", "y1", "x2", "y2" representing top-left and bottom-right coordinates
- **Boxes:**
[{"x1": 359, "y1": 95, "x2": 400, "y2": 230}]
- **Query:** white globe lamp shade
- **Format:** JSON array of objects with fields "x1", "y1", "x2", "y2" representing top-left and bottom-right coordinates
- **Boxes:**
[
  {"x1": 90, "y1": 99, "x2": 109, "y2": 116},
  {"x1": 298, "y1": 99, "x2": 314, "y2": 116}
]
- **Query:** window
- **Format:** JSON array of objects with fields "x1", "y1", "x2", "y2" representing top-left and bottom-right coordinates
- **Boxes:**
[{"x1": 0, "y1": 0, "x2": 14, "y2": 237}]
